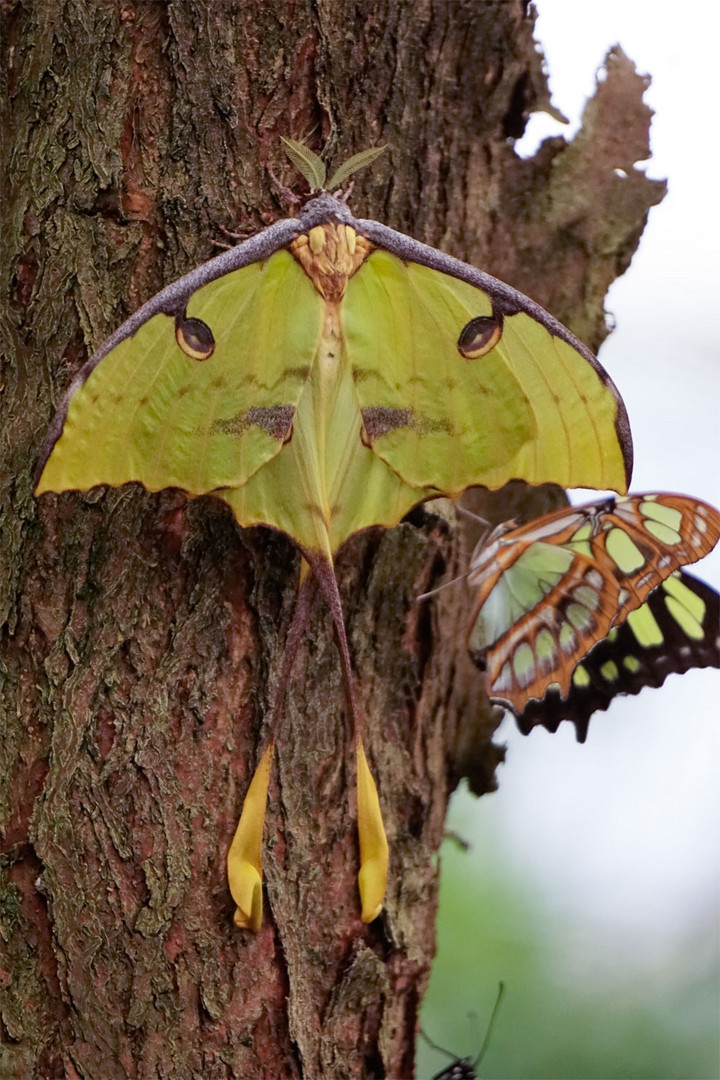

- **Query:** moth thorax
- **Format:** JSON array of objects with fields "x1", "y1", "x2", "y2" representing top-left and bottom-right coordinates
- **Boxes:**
[{"x1": 290, "y1": 223, "x2": 373, "y2": 301}]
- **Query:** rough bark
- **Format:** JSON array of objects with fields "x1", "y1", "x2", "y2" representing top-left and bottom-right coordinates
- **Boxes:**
[{"x1": 0, "y1": 2, "x2": 665, "y2": 1078}]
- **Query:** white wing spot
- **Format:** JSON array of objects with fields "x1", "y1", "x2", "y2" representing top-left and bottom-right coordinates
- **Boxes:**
[
  {"x1": 559, "y1": 622, "x2": 577, "y2": 654},
  {"x1": 574, "y1": 584, "x2": 601, "y2": 610},
  {"x1": 585, "y1": 568, "x2": 604, "y2": 590},
  {"x1": 493, "y1": 661, "x2": 514, "y2": 694},
  {"x1": 635, "y1": 570, "x2": 659, "y2": 591}
]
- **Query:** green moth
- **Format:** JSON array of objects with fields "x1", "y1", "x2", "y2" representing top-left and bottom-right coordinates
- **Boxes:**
[
  {"x1": 36, "y1": 146, "x2": 634, "y2": 928},
  {"x1": 36, "y1": 202, "x2": 632, "y2": 557}
]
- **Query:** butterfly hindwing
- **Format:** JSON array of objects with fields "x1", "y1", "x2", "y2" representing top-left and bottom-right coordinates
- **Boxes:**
[
  {"x1": 468, "y1": 494, "x2": 720, "y2": 712},
  {"x1": 585, "y1": 495, "x2": 719, "y2": 619},
  {"x1": 514, "y1": 570, "x2": 720, "y2": 741}
]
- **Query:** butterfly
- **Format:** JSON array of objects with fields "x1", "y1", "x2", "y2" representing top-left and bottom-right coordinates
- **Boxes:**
[
  {"x1": 421, "y1": 982, "x2": 505, "y2": 1080},
  {"x1": 514, "y1": 570, "x2": 720, "y2": 741},
  {"x1": 467, "y1": 494, "x2": 720, "y2": 730},
  {"x1": 34, "y1": 143, "x2": 633, "y2": 928}
]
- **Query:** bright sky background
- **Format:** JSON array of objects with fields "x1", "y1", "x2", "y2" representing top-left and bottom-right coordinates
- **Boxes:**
[{"x1": 452, "y1": 0, "x2": 720, "y2": 969}]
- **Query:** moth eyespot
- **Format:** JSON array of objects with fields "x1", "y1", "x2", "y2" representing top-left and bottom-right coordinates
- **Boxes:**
[
  {"x1": 457, "y1": 314, "x2": 503, "y2": 359},
  {"x1": 360, "y1": 424, "x2": 371, "y2": 448},
  {"x1": 175, "y1": 317, "x2": 215, "y2": 360}
]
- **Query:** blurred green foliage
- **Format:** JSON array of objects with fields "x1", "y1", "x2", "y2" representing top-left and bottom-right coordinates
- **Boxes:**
[{"x1": 417, "y1": 786, "x2": 719, "y2": 1080}]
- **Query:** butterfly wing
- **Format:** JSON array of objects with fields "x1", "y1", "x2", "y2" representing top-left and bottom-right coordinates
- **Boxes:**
[
  {"x1": 587, "y1": 494, "x2": 720, "y2": 617},
  {"x1": 515, "y1": 571, "x2": 720, "y2": 742},
  {"x1": 469, "y1": 495, "x2": 720, "y2": 710},
  {"x1": 468, "y1": 533, "x2": 624, "y2": 706}
]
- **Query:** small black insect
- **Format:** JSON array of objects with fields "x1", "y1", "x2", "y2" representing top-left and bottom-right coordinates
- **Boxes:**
[{"x1": 420, "y1": 982, "x2": 505, "y2": 1080}]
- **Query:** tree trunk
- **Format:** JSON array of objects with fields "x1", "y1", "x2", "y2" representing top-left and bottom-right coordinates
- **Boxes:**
[{"x1": 0, "y1": 2, "x2": 664, "y2": 1077}]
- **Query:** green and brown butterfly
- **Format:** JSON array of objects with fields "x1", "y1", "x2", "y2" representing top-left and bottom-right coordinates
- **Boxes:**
[
  {"x1": 35, "y1": 142, "x2": 633, "y2": 929},
  {"x1": 512, "y1": 569, "x2": 720, "y2": 741},
  {"x1": 467, "y1": 493, "x2": 720, "y2": 737}
]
